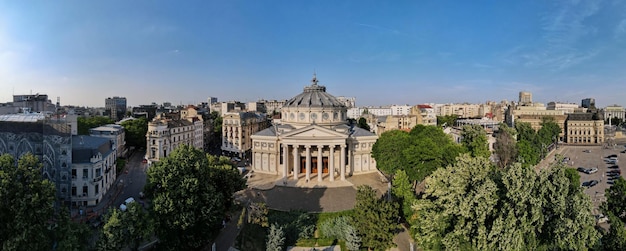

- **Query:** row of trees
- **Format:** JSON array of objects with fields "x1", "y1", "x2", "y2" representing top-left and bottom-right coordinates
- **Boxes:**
[
  {"x1": 0, "y1": 154, "x2": 91, "y2": 250},
  {"x1": 411, "y1": 154, "x2": 600, "y2": 250},
  {"x1": 495, "y1": 118, "x2": 561, "y2": 168},
  {"x1": 77, "y1": 116, "x2": 148, "y2": 148},
  {"x1": 372, "y1": 125, "x2": 466, "y2": 182}
]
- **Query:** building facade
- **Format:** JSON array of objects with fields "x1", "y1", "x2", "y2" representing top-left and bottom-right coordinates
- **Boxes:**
[
  {"x1": 250, "y1": 76, "x2": 378, "y2": 182},
  {"x1": 222, "y1": 112, "x2": 270, "y2": 159},
  {"x1": 0, "y1": 113, "x2": 75, "y2": 205},
  {"x1": 582, "y1": 98, "x2": 596, "y2": 109},
  {"x1": 105, "y1": 96, "x2": 127, "y2": 121},
  {"x1": 565, "y1": 113, "x2": 604, "y2": 144},
  {"x1": 89, "y1": 124, "x2": 126, "y2": 158},
  {"x1": 71, "y1": 136, "x2": 116, "y2": 206},
  {"x1": 604, "y1": 105, "x2": 625, "y2": 123},
  {"x1": 415, "y1": 105, "x2": 437, "y2": 125},
  {"x1": 145, "y1": 106, "x2": 204, "y2": 163}
]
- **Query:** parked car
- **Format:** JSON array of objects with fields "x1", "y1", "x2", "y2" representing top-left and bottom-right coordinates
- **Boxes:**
[
  {"x1": 587, "y1": 168, "x2": 598, "y2": 174},
  {"x1": 608, "y1": 165, "x2": 620, "y2": 169},
  {"x1": 607, "y1": 154, "x2": 618, "y2": 159},
  {"x1": 577, "y1": 167, "x2": 587, "y2": 173},
  {"x1": 583, "y1": 149, "x2": 591, "y2": 153},
  {"x1": 608, "y1": 169, "x2": 621, "y2": 174},
  {"x1": 120, "y1": 197, "x2": 136, "y2": 212},
  {"x1": 607, "y1": 172, "x2": 620, "y2": 177},
  {"x1": 582, "y1": 180, "x2": 599, "y2": 188},
  {"x1": 609, "y1": 175, "x2": 621, "y2": 181}
]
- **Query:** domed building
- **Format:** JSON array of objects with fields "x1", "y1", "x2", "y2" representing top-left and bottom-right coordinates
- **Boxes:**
[{"x1": 250, "y1": 75, "x2": 378, "y2": 182}]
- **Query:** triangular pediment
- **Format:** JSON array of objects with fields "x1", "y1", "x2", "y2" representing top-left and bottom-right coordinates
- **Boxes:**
[{"x1": 280, "y1": 124, "x2": 348, "y2": 139}]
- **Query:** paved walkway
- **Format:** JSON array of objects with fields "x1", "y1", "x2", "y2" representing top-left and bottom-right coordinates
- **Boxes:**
[{"x1": 240, "y1": 172, "x2": 390, "y2": 212}]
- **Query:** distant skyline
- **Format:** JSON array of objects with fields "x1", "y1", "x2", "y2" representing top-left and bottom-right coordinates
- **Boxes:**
[{"x1": 1, "y1": 0, "x2": 625, "y2": 108}]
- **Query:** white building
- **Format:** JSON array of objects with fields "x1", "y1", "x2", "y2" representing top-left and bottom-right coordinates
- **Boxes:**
[
  {"x1": 221, "y1": 112, "x2": 270, "y2": 159},
  {"x1": 547, "y1": 102, "x2": 580, "y2": 114},
  {"x1": 336, "y1": 96, "x2": 356, "y2": 108},
  {"x1": 416, "y1": 105, "x2": 437, "y2": 125},
  {"x1": 89, "y1": 124, "x2": 126, "y2": 158},
  {"x1": 390, "y1": 104, "x2": 412, "y2": 116},
  {"x1": 604, "y1": 105, "x2": 625, "y2": 122},
  {"x1": 146, "y1": 106, "x2": 204, "y2": 163},
  {"x1": 71, "y1": 136, "x2": 117, "y2": 206},
  {"x1": 250, "y1": 75, "x2": 378, "y2": 182}
]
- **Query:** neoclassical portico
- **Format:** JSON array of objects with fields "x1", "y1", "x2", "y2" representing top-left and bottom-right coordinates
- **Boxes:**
[{"x1": 250, "y1": 75, "x2": 378, "y2": 182}]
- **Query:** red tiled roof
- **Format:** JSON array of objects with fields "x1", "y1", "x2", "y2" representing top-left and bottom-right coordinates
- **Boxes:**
[{"x1": 417, "y1": 105, "x2": 432, "y2": 109}]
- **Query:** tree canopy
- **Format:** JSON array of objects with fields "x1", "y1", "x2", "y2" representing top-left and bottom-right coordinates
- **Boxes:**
[
  {"x1": 603, "y1": 177, "x2": 626, "y2": 223},
  {"x1": 357, "y1": 117, "x2": 370, "y2": 131},
  {"x1": 0, "y1": 153, "x2": 56, "y2": 250},
  {"x1": 436, "y1": 115, "x2": 458, "y2": 127},
  {"x1": 493, "y1": 125, "x2": 517, "y2": 168},
  {"x1": 145, "y1": 144, "x2": 245, "y2": 250},
  {"x1": 97, "y1": 202, "x2": 153, "y2": 251},
  {"x1": 372, "y1": 125, "x2": 465, "y2": 182},
  {"x1": 411, "y1": 154, "x2": 599, "y2": 250},
  {"x1": 77, "y1": 116, "x2": 114, "y2": 135},
  {"x1": 120, "y1": 117, "x2": 148, "y2": 148},
  {"x1": 460, "y1": 124, "x2": 491, "y2": 159},
  {"x1": 352, "y1": 185, "x2": 398, "y2": 251}
]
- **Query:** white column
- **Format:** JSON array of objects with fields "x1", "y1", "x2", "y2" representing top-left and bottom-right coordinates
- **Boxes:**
[
  {"x1": 329, "y1": 145, "x2": 335, "y2": 181},
  {"x1": 317, "y1": 145, "x2": 323, "y2": 182},
  {"x1": 347, "y1": 143, "x2": 352, "y2": 176},
  {"x1": 340, "y1": 144, "x2": 346, "y2": 180},
  {"x1": 293, "y1": 145, "x2": 300, "y2": 180},
  {"x1": 282, "y1": 144, "x2": 288, "y2": 178},
  {"x1": 305, "y1": 145, "x2": 311, "y2": 181}
]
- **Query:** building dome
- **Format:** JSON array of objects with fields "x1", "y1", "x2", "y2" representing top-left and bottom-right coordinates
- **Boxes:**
[
  {"x1": 284, "y1": 75, "x2": 345, "y2": 108},
  {"x1": 282, "y1": 75, "x2": 347, "y2": 127}
]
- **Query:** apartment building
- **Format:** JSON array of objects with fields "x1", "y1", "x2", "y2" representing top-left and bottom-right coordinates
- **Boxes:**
[
  {"x1": 89, "y1": 124, "x2": 126, "y2": 158},
  {"x1": 145, "y1": 106, "x2": 204, "y2": 163},
  {"x1": 221, "y1": 112, "x2": 270, "y2": 159},
  {"x1": 71, "y1": 135, "x2": 116, "y2": 206}
]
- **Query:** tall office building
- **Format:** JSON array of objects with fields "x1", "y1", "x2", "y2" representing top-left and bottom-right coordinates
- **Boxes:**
[
  {"x1": 105, "y1": 97, "x2": 127, "y2": 121},
  {"x1": 581, "y1": 98, "x2": 596, "y2": 109},
  {"x1": 519, "y1": 91, "x2": 532, "y2": 105}
]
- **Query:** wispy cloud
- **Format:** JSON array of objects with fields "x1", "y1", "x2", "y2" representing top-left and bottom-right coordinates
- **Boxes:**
[
  {"x1": 616, "y1": 19, "x2": 626, "y2": 38},
  {"x1": 508, "y1": 0, "x2": 604, "y2": 71},
  {"x1": 355, "y1": 22, "x2": 401, "y2": 35}
]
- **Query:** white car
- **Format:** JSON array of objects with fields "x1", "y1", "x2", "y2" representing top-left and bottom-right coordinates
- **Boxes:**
[
  {"x1": 587, "y1": 168, "x2": 598, "y2": 174},
  {"x1": 120, "y1": 197, "x2": 136, "y2": 211}
]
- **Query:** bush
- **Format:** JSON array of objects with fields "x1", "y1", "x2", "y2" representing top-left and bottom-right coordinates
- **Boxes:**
[{"x1": 266, "y1": 223, "x2": 285, "y2": 251}]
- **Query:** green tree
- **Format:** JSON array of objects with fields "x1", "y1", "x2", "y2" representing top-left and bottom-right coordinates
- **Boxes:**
[
  {"x1": 405, "y1": 125, "x2": 465, "y2": 181},
  {"x1": 411, "y1": 154, "x2": 599, "y2": 250},
  {"x1": 266, "y1": 223, "x2": 285, "y2": 251},
  {"x1": 146, "y1": 144, "x2": 243, "y2": 250},
  {"x1": 537, "y1": 117, "x2": 561, "y2": 147},
  {"x1": 120, "y1": 117, "x2": 148, "y2": 148},
  {"x1": 77, "y1": 116, "x2": 114, "y2": 135},
  {"x1": 516, "y1": 139, "x2": 540, "y2": 167},
  {"x1": 352, "y1": 185, "x2": 399, "y2": 251},
  {"x1": 602, "y1": 212, "x2": 626, "y2": 251},
  {"x1": 55, "y1": 208, "x2": 91, "y2": 251},
  {"x1": 371, "y1": 130, "x2": 412, "y2": 177},
  {"x1": 392, "y1": 169, "x2": 415, "y2": 217},
  {"x1": 0, "y1": 153, "x2": 56, "y2": 251},
  {"x1": 603, "y1": 177, "x2": 626, "y2": 223},
  {"x1": 97, "y1": 203, "x2": 153, "y2": 251},
  {"x1": 357, "y1": 117, "x2": 371, "y2": 131},
  {"x1": 461, "y1": 124, "x2": 491, "y2": 159},
  {"x1": 436, "y1": 115, "x2": 458, "y2": 127},
  {"x1": 210, "y1": 111, "x2": 222, "y2": 134},
  {"x1": 494, "y1": 126, "x2": 517, "y2": 168},
  {"x1": 515, "y1": 122, "x2": 536, "y2": 143}
]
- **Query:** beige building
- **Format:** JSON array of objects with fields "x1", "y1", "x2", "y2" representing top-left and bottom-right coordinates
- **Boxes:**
[
  {"x1": 547, "y1": 102, "x2": 583, "y2": 114},
  {"x1": 565, "y1": 113, "x2": 604, "y2": 144},
  {"x1": 604, "y1": 105, "x2": 625, "y2": 122},
  {"x1": 250, "y1": 75, "x2": 378, "y2": 182},
  {"x1": 222, "y1": 112, "x2": 270, "y2": 159},
  {"x1": 146, "y1": 106, "x2": 204, "y2": 163},
  {"x1": 415, "y1": 105, "x2": 436, "y2": 126},
  {"x1": 436, "y1": 103, "x2": 482, "y2": 118},
  {"x1": 375, "y1": 115, "x2": 420, "y2": 136}
]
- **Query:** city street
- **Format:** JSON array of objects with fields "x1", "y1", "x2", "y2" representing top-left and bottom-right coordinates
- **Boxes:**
[{"x1": 112, "y1": 149, "x2": 149, "y2": 210}]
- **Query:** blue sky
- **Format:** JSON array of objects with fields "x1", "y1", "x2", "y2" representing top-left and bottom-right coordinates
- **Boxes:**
[{"x1": 1, "y1": 0, "x2": 625, "y2": 107}]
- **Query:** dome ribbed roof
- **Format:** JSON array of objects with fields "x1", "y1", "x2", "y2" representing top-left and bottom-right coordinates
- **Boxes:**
[{"x1": 284, "y1": 75, "x2": 345, "y2": 108}]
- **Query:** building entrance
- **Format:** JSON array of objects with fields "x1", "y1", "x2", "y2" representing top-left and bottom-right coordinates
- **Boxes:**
[{"x1": 300, "y1": 157, "x2": 330, "y2": 174}]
